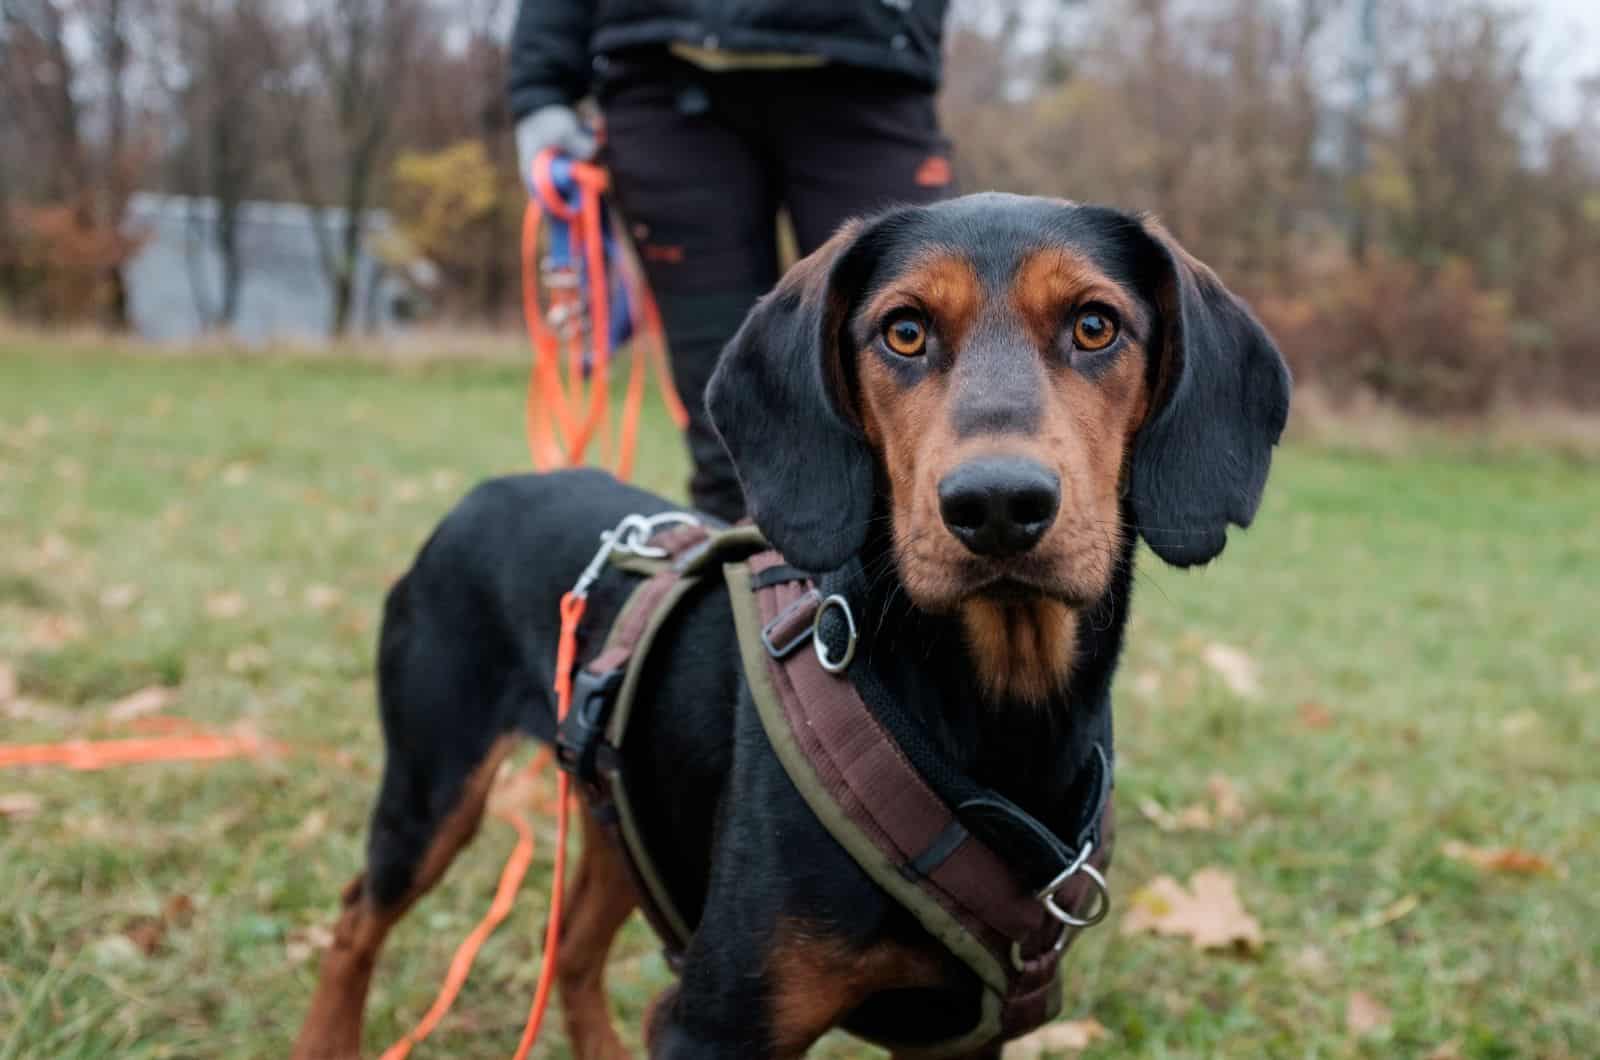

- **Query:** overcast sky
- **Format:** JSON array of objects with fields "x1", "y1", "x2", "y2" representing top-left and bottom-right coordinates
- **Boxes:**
[{"x1": 1528, "y1": 0, "x2": 1600, "y2": 109}]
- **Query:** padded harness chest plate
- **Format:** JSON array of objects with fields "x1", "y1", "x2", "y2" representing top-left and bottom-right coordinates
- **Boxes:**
[{"x1": 557, "y1": 523, "x2": 1114, "y2": 1056}]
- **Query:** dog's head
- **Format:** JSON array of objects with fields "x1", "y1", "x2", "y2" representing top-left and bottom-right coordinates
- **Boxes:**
[{"x1": 709, "y1": 194, "x2": 1289, "y2": 696}]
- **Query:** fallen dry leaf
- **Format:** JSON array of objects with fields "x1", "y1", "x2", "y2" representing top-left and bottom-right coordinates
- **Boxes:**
[
  {"x1": 286, "y1": 923, "x2": 335, "y2": 964},
  {"x1": 226, "y1": 644, "x2": 271, "y2": 675},
  {"x1": 1202, "y1": 642, "x2": 1261, "y2": 698},
  {"x1": 28, "y1": 614, "x2": 85, "y2": 649},
  {"x1": 0, "y1": 660, "x2": 16, "y2": 703},
  {"x1": 1290, "y1": 944, "x2": 1330, "y2": 977},
  {"x1": 1425, "y1": 1039, "x2": 1464, "y2": 1060},
  {"x1": 1122, "y1": 867, "x2": 1263, "y2": 953},
  {"x1": 1138, "y1": 797, "x2": 1214, "y2": 833},
  {"x1": 1139, "y1": 776, "x2": 1243, "y2": 834},
  {"x1": 164, "y1": 894, "x2": 196, "y2": 927},
  {"x1": 1206, "y1": 773, "x2": 1245, "y2": 823},
  {"x1": 2, "y1": 697, "x2": 74, "y2": 725},
  {"x1": 38, "y1": 533, "x2": 72, "y2": 563},
  {"x1": 205, "y1": 591, "x2": 247, "y2": 619},
  {"x1": 1442, "y1": 840, "x2": 1563, "y2": 877},
  {"x1": 1297, "y1": 701, "x2": 1334, "y2": 730},
  {"x1": 1345, "y1": 990, "x2": 1392, "y2": 1036},
  {"x1": 304, "y1": 584, "x2": 342, "y2": 612},
  {"x1": 99, "y1": 583, "x2": 140, "y2": 610},
  {"x1": 292, "y1": 809, "x2": 329, "y2": 848},
  {"x1": 123, "y1": 916, "x2": 166, "y2": 956},
  {"x1": 1006, "y1": 1017, "x2": 1111, "y2": 1057},
  {"x1": 1499, "y1": 710, "x2": 1539, "y2": 736},
  {"x1": 0, "y1": 793, "x2": 43, "y2": 820},
  {"x1": 106, "y1": 685, "x2": 175, "y2": 723}
]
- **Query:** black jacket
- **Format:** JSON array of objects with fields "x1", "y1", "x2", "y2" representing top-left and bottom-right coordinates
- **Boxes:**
[{"x1": 507, "y1": 0, "x2": 950, "y2": 120}]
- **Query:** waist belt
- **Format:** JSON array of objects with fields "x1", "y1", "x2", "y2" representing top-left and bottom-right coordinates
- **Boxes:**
[{"x1": 555, "y1": 521, "x2": 1114, "y2": 1055}]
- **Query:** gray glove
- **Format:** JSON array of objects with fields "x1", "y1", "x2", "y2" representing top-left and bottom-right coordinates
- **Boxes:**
[{"x1": 515, "y1": 104, "x2": 598, "y2": 186}]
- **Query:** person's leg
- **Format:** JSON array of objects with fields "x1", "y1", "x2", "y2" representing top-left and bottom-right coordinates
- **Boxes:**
[
  {"x1": 770, "y1": 70, "x2": 956, "y2": 254},
  {"x1": 601, "y1": 57, "x2": 778, "y2": 521}
]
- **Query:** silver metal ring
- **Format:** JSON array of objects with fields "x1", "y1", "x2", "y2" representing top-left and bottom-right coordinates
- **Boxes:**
[
  {"x1": 1042, "y1": 861, "x2": 1109, "y2": 929},
  {"x1": 812, "y1": 594, "x2": 858, "y2": 674},
  {"x1": 614, "y1": 511, "x2": 700, "y2": 559},
  {"x1": 1009, "y1": 844, "x2": 1110, "y2": 970}
]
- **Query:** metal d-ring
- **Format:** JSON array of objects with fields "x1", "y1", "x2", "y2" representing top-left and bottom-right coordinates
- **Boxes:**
[
  {"x1": 1009, "y1": 841, "x2": 1111, "y2": 971},
  {"x1": 812, "y1": 594, "x2": 858, "y2": 674}
]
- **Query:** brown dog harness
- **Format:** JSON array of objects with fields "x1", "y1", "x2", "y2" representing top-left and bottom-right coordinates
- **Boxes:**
[{"x1": 556, "y1": 518, "x2": 1113, "y2": 1056}]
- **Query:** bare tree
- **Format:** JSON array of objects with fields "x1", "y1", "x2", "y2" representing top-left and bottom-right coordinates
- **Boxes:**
[
  {"x1": 164, "y1": 0, "x2": 281, "y2": 326},
  {"x1": 276, "y1": 0, "x2": 427, "y2": 335}
]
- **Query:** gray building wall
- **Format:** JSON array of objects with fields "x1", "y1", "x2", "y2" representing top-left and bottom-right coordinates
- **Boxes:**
[{"x1": 123, "y1": 193, "x2": 415, "y2": 344}]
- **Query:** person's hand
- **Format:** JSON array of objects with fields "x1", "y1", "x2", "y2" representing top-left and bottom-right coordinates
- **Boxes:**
[{"x1": 515, "y1": 104, "x2": 598, "y2": 187}]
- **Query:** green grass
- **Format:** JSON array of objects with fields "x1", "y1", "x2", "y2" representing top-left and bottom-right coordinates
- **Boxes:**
[{"x1": 1, "y1": 343, "x2": 1595, "y2": 1059}]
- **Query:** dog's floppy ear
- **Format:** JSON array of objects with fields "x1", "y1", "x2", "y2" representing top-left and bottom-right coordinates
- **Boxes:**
[
  {"x1": 1129, "y1": 219, "x2": 1292, "y2": 567},
  {"x1": 706, "y1": 219, "x2": 884, "y2": 572}
]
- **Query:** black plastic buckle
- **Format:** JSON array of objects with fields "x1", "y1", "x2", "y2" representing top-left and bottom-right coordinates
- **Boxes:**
[{"x1": 555, "y1": 667, "x2": 623, "y2": 785}]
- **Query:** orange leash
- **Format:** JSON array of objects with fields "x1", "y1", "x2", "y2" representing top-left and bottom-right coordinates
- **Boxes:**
[
  {"x1": 0, "y1": 726, "x2": 284, "y2": 770},
  {"x1": 521, "y1": 149, "x2": 687, "y2": 476},
  {"x1": 382, "y1": 592, "x2": 588, "y2": 1058},
  {"x1": 378, "y1": 749, "x2": 553, "y2": 1060}
]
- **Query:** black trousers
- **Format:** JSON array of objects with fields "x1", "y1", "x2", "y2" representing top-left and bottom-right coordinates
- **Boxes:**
[{"x1": 600, "y1": 52, "x2": 954, "y2": 522}]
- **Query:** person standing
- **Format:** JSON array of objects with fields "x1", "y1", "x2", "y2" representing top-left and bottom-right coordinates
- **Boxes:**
[{"x1": 509, "y1": 1, "x2": 956, "y2": 523}]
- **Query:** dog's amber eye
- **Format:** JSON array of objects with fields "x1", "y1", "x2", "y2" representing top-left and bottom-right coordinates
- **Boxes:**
[
  {"x1": 1072, "y1": 309, "x2": 1118, "y2": 352},
  {"x1": 882, "y1": 313, "x2": 928, "y2": 357}
]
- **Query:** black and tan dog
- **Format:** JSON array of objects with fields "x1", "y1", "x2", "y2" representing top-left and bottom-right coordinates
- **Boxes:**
[{"x1": 292, "y1": 193, "x2": 1289, "y2": 1059}]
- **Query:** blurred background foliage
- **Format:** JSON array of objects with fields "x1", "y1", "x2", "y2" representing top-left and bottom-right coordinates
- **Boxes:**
[{"x1": 2, "y1": 0, "x2": 1597, "y2": 412}]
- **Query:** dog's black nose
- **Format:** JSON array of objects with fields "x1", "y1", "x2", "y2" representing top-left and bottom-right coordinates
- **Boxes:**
[{"x1": 938, "y1": 458, "x2": 1060, "y2": 558}]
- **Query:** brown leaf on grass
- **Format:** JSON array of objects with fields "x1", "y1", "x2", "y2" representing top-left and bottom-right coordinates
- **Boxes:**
[
  {"x1": 205, "y1": 591, "x2": 247, "y2": 619},
  {"x1": 0, "y1": 793, "x2": 43, "y2": 820},
  {"x1": 1122, "y1": 868, "x2": 1263, "y2": 953},
  {"x1": 1297, "y1": 701, "x2": 1334, "y2": 729},
  {"x1": 121, "y1": 894, "x2": 197, "y2": 957},
  {"x1": 124, "y1": 916, "x2": 167, "y2": 956},
  {"x1": 163, "y1": 894, "x2": 196, "y2": 928},
  {"x1": 28, "y1": 614, "x2": 85, "y2": 649},
  {"x1": 0, "y1": 660, "x2": 16, "y2": 703},
  {"x1": 1006, "y1": 1018, "x2": 1111, "y2": 1057},
  {"x1": 1441, "y1": 840, "x2": 1563, "y2": 877},
  {"x1": 1345, "y1": 990, "x2": 1392, "y2": 1036},
  {"x1": 1202, "y1": 643, "x2": 1261, "y2": 698},
  {"x1": 106, "y1": 685, "x2": 175, "y2": 723},
  {"x1": 1425, "y1": 1039, "x2": 1463, "y2": 1060}
]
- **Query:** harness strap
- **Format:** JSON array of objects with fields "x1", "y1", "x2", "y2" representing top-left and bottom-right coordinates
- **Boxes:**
[
  {"x1": 556, "y1": 520, "x2": 769, "y2": 965},
  {"x1": 737, "y1": 550, "x2": 1114, "y2": 1050}
]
